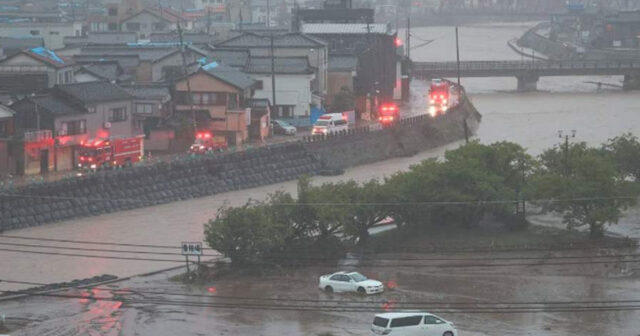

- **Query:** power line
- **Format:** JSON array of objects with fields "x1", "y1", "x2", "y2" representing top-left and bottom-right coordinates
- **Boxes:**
[
  {"x1": 0, "y1": 247, "x2": 206, "y2": 263},
  {"x1": 0, "y1": 234, "x2": 203, "y2": 250},
  {"x1": 0, "y1": 241, "x2": 189, "y2": 256},
  {"x1": 9, "y1": 291, "x2": 640, "y2": 314},
  {"x1": 0, "y1": 192, "x2": 636, "y2": 205},
  {"x1": 4, "y1": 279, "x2": 640, "y2": 308}
]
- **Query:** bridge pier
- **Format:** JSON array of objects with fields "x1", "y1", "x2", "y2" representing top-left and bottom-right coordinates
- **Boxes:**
[
  {"x1": 623, "y1": 74, "x2": 640, "y2": 91},
  {"x1": 516, "y1": 75, "x2": 539, "y2": 92}
]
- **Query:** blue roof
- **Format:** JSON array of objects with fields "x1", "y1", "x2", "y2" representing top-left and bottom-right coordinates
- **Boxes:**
[
  {"x1": 30, "y1": 47, "x2": 64, "y2": 65},
  {"x1": 202, "y1": 62, "x2": 218, "y2": 70}
]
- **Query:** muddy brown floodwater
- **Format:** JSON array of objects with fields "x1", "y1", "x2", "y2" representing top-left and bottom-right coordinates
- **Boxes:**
[
  {"x1": 2, "y1": 249, "x2": 639, "y2": 336},
  {"x1": 2, "y1": 21, "x2": 640, "y2": 335}
]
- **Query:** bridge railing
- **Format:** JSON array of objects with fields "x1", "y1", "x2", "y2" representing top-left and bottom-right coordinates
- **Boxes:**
[{"x1": 413, "y1": 59, "x2": 640, "y2": 71}]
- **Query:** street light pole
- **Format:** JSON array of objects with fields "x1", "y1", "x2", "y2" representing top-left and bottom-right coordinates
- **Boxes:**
[{"x1": 558, "y1": 130, "x2": 576, "y2": 176}]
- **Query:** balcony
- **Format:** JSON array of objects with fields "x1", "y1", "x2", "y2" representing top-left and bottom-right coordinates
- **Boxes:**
[{"x1": 21, "y1": 129, "x2": 53, "y2": 143}]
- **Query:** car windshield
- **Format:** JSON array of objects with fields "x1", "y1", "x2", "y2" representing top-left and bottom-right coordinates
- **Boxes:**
[
  {"x1": 373, "y1": 317, "x2": 389, "y2": 328},
  {"x1": 276, "y1": 121, "x2": 291, "y2": 127},
  {"x1": 78, "y1": 148, "x2": 96, "y2": 156},
  {"x1": 315, "y1": 120, "x2": 329, "y2": 126},
  {"x1": 349, "y1": 273, "x2": 367, "y2": 282}
]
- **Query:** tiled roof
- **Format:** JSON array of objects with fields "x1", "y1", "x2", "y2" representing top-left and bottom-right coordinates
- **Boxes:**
[
  {"x1": 328, "y1": 55, "x2": 358, "y2": 72},
  {"x1": 80, "y1": 63, "x2": 121, "y2": 81},
  {"x1": 200, "y1": 62, "x2": 255, "y2": 89},
  {"x1": 56, "y1": 81, "x2": 132, "y2": 104},
  {"x1": 209, "y1": 49, "x2": 250, "y2": 68},
  {"x1": 0, "y1": 104, "x2": 15, "y2": 119},
  {"x1": 150, "y1": 32, "x2": 214, "y2": 45},
  {"x1": 121, "y1": 84, "x2": 171, "y2": 100},
  {"x1": 74, "y1": 54, "x2": 140, "y2": 69},
  {"x1": 215, "y1": 32, "x2": 326, "y2": 49},
  {"x1": 29, "y1": 95, "x2": 86, "y2": 116},
  {"x1": 122, "y1": 7, "x2": 187, "y2": 24},
  {"x1": 0, "y1": 37, "x2": 43, "y2": 56},
  {"x1": 244, "y1": 56, "x2": 314, "y2": 75},
  {"x1": 301, "y1": 23, "x2": 390, "y2": 35},
  {"x1": 23, "y1": 47, "x2": 73, "y2": 68}
]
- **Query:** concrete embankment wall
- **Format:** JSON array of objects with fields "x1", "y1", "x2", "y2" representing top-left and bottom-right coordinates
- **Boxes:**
[
  {"x1": 304, "y1": 97, "x2": 481, "y2": 169},
  {"x1": 0, "y1": 98, "x2": 482, "y2": 231}
]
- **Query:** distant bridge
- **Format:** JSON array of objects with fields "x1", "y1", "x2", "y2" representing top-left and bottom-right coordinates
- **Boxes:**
[{"x1": 412, "y1": 60, "x2": 640, "y2": 90}]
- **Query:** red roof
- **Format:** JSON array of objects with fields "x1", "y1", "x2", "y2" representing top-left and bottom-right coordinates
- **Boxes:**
[{"x1": 22, "y1": 47, "x2": 74, "y2": 69}]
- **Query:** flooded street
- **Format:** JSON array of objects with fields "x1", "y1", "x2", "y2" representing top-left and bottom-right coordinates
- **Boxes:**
[{"x1": 2, "y1": 22, "x2": 640, "y2": 335}]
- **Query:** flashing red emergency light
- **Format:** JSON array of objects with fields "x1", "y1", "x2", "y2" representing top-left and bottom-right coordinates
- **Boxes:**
[
  {"x1": 380, "y1": 104, "x2": 398, "y2": 112},
  {"x1": 196, "y1": 132, "x2": 212, "y2": 139},
  {"x1": 394, "y1": 37, "x2": 403, "y2": 47}
]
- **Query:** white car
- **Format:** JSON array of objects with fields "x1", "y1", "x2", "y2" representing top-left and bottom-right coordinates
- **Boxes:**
[
  {"x1": 318, "y1": 271, "x2": 384, "y2": 294},
  {"x1": 371, "y1": 312, "x2": 457, "y2": 336},
  {"x1": 271, "y1": 120, "x2": 297, "y2": 135}
]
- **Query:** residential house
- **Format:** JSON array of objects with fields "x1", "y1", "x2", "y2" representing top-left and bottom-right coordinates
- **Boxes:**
[
  {"x1": 245, "y1": 98, "x2": 270, "y2": 141},
  {"x1": 207, "y1": 49, "x2": 250, "y2": 69},
  {"x1": 63, "y1": 32, "x2": 138, "y2": 49},
  {"x1": 326, "y1": 55, "x2": 357, "y2": 106},
  {"x1": 301, "y1": 23, "x2": 399, "y2": 116},
  {"x1": 149, "y1": 32, "x2": 216, "y2": 47},
  {"x1": 121, "y1": 84, "x2": 173, "y2": 150},
  {"x1": 74, "y1": 62, "x2": 127, "y2": 83},
  {"x1": 74, "y1": 44, "x2": 208, "y2": 83},
  {"x1": 120, "y1": 7, "x2": 191, "y2": 40},
  {"x1": 214, "y1": 32, "x2": 328, "y2": 100},
  {"x1": 243, "y1": 56, "x2": 315, "y2": 123},
  {"x1": 173, "y1": 63, "x2": 255, "y2": 145},
  {"x1": 0, "y1": 37, "x2": 44, "y2": 58},
  {"x1": 10, "y1": 81, "x2": 137, "y2": 172},
  {"x1": 0, "y1": 104, "x2": 16, "y2": 175},
  {"x1": 292, "y1": 0, "x2": 374, "y2": 31},
  {"x1": 0, "y1": 21, "x2": 83, "y2": 50},
  {"x1": 0, "y1": 47, "x2": 75, "y2": 94}
]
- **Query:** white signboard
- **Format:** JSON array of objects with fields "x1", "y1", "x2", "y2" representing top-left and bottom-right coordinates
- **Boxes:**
[{"x1": 181, "y1": 242, "x2": 203, "y2": 256}]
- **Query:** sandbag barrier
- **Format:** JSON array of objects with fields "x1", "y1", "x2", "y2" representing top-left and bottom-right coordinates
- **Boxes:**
[{"x1": 0, "y1": 142, "x2": 322, "y2": 231}]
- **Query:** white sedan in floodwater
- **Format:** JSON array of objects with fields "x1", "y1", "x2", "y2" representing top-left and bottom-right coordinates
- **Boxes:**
[{"x1": 318, "y1": 271, "x2": 384, "y2": 294}]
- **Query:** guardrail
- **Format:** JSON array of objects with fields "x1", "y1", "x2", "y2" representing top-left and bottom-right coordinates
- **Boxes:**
[{"x1": 414, "y1": 60, "x2": 640, "y2": 71}]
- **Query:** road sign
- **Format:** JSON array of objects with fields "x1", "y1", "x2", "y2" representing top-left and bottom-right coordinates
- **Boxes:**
[{"x1": 181, "y1": 242, "x2": 203, "y2": 256}]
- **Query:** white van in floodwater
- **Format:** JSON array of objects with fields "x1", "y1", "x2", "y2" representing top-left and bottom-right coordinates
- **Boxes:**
[
  {"x1": 371, "y1": 312, "x2": 457, "y2": 336},
  {"x1": 312, "y1": 113, "x2": 348, "y2": 135}
]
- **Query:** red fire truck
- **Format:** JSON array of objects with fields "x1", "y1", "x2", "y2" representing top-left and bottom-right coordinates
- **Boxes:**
[
  {"x1": 77, "y1": 136, "x2": 144, "y2": 170},
  {"x1": 428, "y1": 78, "x2": 450, "y2": 107},
  {"x1": 378, "y1": 103, "x2": 399, "y2": 126},
  {"x1": 188, "y1": 131, "x2": 228, "y2": 154}
]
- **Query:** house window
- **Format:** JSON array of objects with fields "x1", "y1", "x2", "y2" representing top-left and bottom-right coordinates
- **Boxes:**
[
  {"x1": 134, "y1": 119, "x2": 144, "y2": 130},
  {"x1": 228, "y1": 93, "x2": 238, "y2": 109},
  {"x1": 0, "y1": 121, "x2": 6, "y2": 137},
  {"x1": 108, "y1": 23, "x2": 118, "y2": 31},
  {"x1": 126, "y1": 22, "x2": 141, "y2": 31},
  {"x1": 135, "y1": 103, "x2": 153, "y2": 114},
  {"x1": 108, "y1": 8, "x2": 118, "y2": 16},
  {"x1": 109, "y1": 107, "x2": 127, "y2": 122},
  {"x1": 255, "y1": 80, "x2": 263, "y2": 89},
  {"x1": 30, "y1": 30, "x2": 40, "y2": 36},
  {"x1": 87, "y1": 106, "x2": 96, "y2": 114},
  {"x1": 57, "y1": 73, "x2": 63, "y2": 84},
  {"x1": 64, "y1": 71, "x2": 72, "y2": 83},
  {"x1": 50, "y1": 31, "x2": 60, "y2": 35},
  {"x1": 154, "y1": 23, "x2": 166, "y2": 30},
  {"x1": 275, "y1": 105, "x2": 294, "y2": 118},
  {"x1": 59, "y1": 120, "x2": 86, "y2": 136}
]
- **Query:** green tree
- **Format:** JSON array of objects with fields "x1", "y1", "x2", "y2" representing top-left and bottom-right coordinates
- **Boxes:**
[
  {"x1": 330, "y1": 86, "x2": 355, "y2": 112},
  {"x1": 307, "y1": 181, "x2": 354, "y2": 238},
  {"x1": 341, "y1": 179, "x2": 392, "y2": 244},
  {"x1": 532, "y1": 142, "x2": 637, "y2": 238},
  {"x1": 204, "y1": 203, "x2": 289, "y2": 267},
  {"x1": 602, "y1": 133, "x2": 640, "y2": 180}
]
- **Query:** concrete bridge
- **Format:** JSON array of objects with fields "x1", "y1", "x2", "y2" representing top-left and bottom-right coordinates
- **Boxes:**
[{"x1": 412, "y1": 60, "x2": 640, "y2": 91}]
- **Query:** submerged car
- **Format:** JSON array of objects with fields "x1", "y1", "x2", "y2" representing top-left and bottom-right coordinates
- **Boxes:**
[
  {"x1": 318, "y1": 271, "x2": 384, "y2": 294},
  {"x1": 371, "y1": 312, "x2": 457, "y2": 336}
]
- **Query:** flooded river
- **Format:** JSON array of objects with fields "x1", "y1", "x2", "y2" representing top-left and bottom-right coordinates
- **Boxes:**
[{"x1": 2, "y1": 22, "x2": 640, "y2": 335}]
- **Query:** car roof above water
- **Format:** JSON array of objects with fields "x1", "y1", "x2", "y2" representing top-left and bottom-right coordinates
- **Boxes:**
[{"x1": 375, "y1": 312, "x2": 437, "y2": 319}]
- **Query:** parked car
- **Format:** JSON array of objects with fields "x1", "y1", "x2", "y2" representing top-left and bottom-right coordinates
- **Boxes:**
[
  {"x1": 318, "y1": 271, "x2": 384, "y2": 294},
  {"x1": 271, "y1": 120, "x2": 297, "y2": 135},
  {"x1": 371, "y1": 312, "x2": 457, "y2": 336},
  {"x1": 312, "y1": 113, "x2": 348, "y2": 135}
]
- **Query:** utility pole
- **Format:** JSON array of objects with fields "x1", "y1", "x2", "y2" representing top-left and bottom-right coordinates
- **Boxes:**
[
  {"x1": 206, "y1": 7, "x2": 211, "y2": 34},
  {"x1": 178, "y1": 23, "x2": 197, "y2": 135},
  {"x1": 558, "y1": 130, "x2": 576, "y2": 176},
  {"x1": 268, "y1": 0, "x2": 276, "y2": 109},
  {"x1": 406, "y1": 16, "x2": 411, "y2": 59},
  {"x1": 455, "y1": 26, "x2": 461, "y2": 96},
  {"x1": 521, "y1": 157, "x2": 526, "y2": 218}
]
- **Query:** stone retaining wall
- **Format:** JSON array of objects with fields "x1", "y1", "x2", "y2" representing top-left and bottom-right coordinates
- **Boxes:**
[
  {"x1": 0, "y1": 97, "x2": 482, "y2": 231},
  {"x1": 0, "y1": 143, "x2": 321, "y2": 231}
]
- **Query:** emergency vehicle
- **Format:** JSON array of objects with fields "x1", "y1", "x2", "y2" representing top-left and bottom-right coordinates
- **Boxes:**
[
  {"x1": 378, "y1": 103, "x2": 399, "y2": 126},
  {"x1": 428, "y1": 78, "x2": 450, "y2": 107},
  {"x1": 312, "y1": 113, "x2": 348, "y2": 135},
  {"x1": 188, "y1": 131, "x2": 228, "y2": 154},
  {"x1": 77, "y1": 136, "x2": 144, "y2": 170}
]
